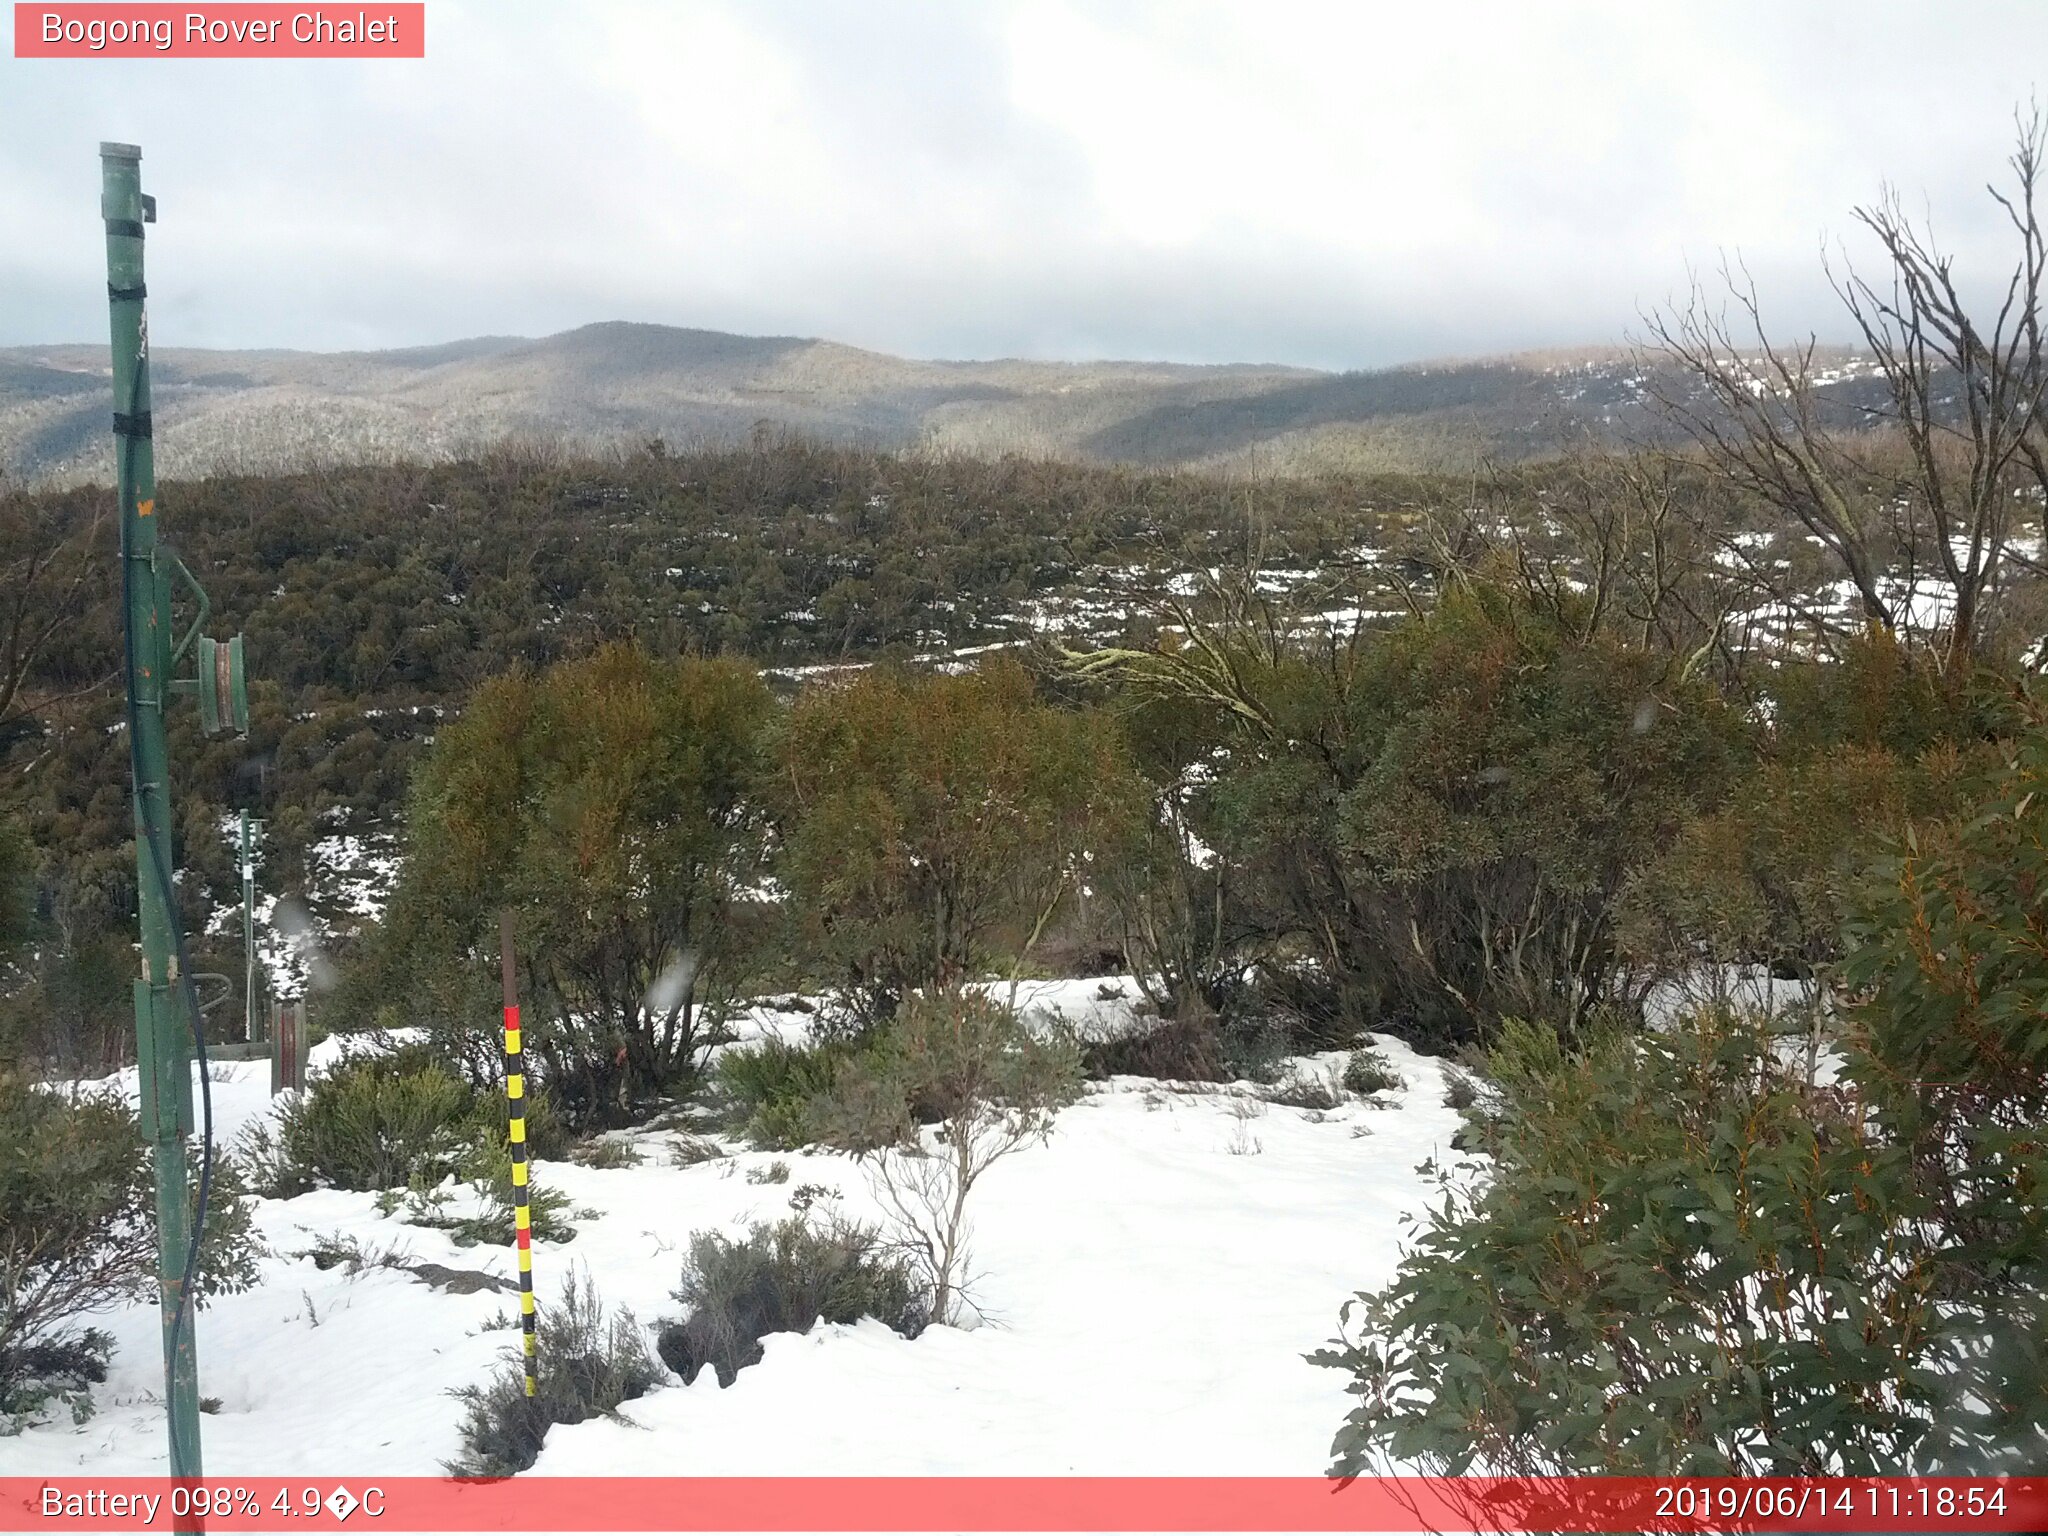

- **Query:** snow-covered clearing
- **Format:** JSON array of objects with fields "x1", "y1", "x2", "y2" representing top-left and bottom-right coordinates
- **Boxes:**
[{"x1": 2, "y1": 979, "x2": 1465, "y2": 1479}]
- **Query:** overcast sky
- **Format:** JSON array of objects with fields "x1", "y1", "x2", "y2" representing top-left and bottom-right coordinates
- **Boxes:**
[{"x1": 3, "y1": 0, "x2": 2044, "y2": 368}]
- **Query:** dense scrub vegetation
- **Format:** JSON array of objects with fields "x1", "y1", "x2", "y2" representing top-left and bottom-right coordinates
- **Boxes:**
[
  {"x1": 246, "y1": 1040, "x2": 567, "y2": 1198},
  {"x1": 1318, "y1": 732, "x2": 2048, "y2": 1475},
  {"x1": 1305, "y1": 121, "x2": 2048, "y2": 1479},
  {"x1": 0, "y1": 441, "x2": 1457, "y2": 1069},
  {"x1": 2, "y1": 404, "x2": 2045, "y2": 1466},
  {"x1": 0, "y1": 1074, "x2": 260, "y2": 1430},
  {"x1": 4, "y1": 415, "x2": 2044, "y2": 1062}
]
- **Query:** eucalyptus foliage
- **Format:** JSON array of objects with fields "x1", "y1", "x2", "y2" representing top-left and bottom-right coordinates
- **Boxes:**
[
  {"x1": 388, "y1": 643, "x2": 774, "y2": 1125},
  {"x1": 0, "y1": 1076, "x2": 258, "y2": 1420},
  {"x1": 1317, "y1": 721, "x2": 2048, "y2": 1477},
  {"x1": 775, "y1": 660, "x2": 1136, "y2": 1023}
]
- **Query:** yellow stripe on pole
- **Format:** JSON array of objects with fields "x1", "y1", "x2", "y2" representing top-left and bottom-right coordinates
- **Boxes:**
[{"x1": 500, "y1": 912, "x2": 540, "y2": 1401}]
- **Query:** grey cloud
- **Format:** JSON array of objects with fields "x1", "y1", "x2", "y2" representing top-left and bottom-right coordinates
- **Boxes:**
[{"x1": 2, "y1": 0, "x2": 2043, "y2": 367}]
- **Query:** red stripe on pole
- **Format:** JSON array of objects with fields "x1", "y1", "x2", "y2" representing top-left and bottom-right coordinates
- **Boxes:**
[
  {"x1": 6, "y1": 1477, "x2": 2046, "y2": 1532},
  {"x1": 515, "y1": 1226, "x2": 531, "y2": 1249}
]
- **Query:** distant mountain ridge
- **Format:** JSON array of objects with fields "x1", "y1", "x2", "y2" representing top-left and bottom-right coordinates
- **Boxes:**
[{"x1": 0, "y1": 320, "x2": 1882, "y2": 485}]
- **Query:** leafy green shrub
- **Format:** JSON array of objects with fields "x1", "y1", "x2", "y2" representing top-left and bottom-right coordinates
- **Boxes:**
[
  {"x1": 1837, "y1": 725, "x2": 2048, "y2": 1468},
  {"x1": 1617, "y1": 726, "x2": 1974, "y2": 995},
  {"x1": 393, "y1": 645, "x2": 776, "y2": 1132},
  {"x1": 472, "y1": 1084, "x2": 568, "y2": 1163},
  {"x1": 266, "y1": 1041, "x2": 565, "y2": 1195},
  {"x1": 1341, "y1": 1047, "x2": 1403, "y2": 1097},
  {"x1": 1318, "y1": 1013, "x2": 1929, "y2": 1475},
  {"x1": 654, "y1": 1216, "x2": 928, "y2": 1388},
  {"x1": 450, "y1": 1269, "x2": 661, "y2": 1476},
  {"x1": 271, "y1": 1044, "x2": 473, "y2": 1193},
  {"x1": 416, "y1": 1140, "x2": 579, "y2": 1247},
  {"x1": 0, "y1": 1329, "x2": 109, "y2": 1434},
  {"x1": 0, "y1": 927, "x2": 134, "y2": 1080},
  {"x1": 0, "y1": 1078, "x2": 260, "y2": 1430},
  {"x1": 715, "y1": 1036, "x2": 851, "y2": 1150},
  {"x1": 775, "y1": 660, "x2": 1134, "y2": 1022}
]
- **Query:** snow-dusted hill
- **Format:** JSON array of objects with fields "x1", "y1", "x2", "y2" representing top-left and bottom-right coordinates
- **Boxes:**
[{"x1": 0, "y1": 322, "x2": 1893, "y2": 486}]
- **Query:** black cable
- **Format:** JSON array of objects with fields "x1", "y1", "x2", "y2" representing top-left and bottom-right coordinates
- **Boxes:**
[{"x1": 116, "y1": 364, "x2": 215, "y2": 1468}]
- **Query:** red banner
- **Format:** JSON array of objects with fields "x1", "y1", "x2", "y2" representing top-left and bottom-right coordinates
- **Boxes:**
[
  {"x1": 13, "y1": 4, "x2": 425, "y2": 58},
  {"x1": 4, "y1": 1476, "x2": 2045, "y2": 1533}
]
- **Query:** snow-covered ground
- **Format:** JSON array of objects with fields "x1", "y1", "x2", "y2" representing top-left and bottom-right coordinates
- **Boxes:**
[{"x1": 1, "y1": 979, "x2": 1467, "y2": 1479}]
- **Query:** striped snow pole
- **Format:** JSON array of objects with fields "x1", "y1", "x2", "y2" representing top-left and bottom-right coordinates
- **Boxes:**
[{"x1": 499, "y1": 912, "x2": 538, "y2": 1397}]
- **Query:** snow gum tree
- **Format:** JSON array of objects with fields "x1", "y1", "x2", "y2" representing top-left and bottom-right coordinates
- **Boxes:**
[
  {"x1": 1080, "y1": 576, "x2": 1743, "y2": 1049},
  {"x1": 1650, "y1": 113, "x2": 2048, "y2": 674},
  {"x1": 773, "y1": 659, "x2": 1139, "y2": 1025},
  {"x1": 384, "y1": 643, "x2": 775, "y2": 1127}
]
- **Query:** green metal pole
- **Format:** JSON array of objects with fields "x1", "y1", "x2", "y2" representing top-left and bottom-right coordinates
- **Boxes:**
[
  {"x1": 101, "y1": 140, "x2": 205, "y2": 1496},
  {"x1": 241, "y1": 813, "x2": 257, "y2": 1043}
]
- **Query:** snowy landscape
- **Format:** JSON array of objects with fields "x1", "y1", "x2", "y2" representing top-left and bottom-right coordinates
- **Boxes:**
[
  {"x1": 4, "y1": 982, "x2": 1463, "y2": 1480},
  {"x1": 7, "y1": 9, "x2": 2048, "y2": 1521}
]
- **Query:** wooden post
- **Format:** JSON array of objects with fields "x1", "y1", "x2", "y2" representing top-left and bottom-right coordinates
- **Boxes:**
[{"x1": 270, "y1": 999, "x2": 304, "y2": 1096}]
